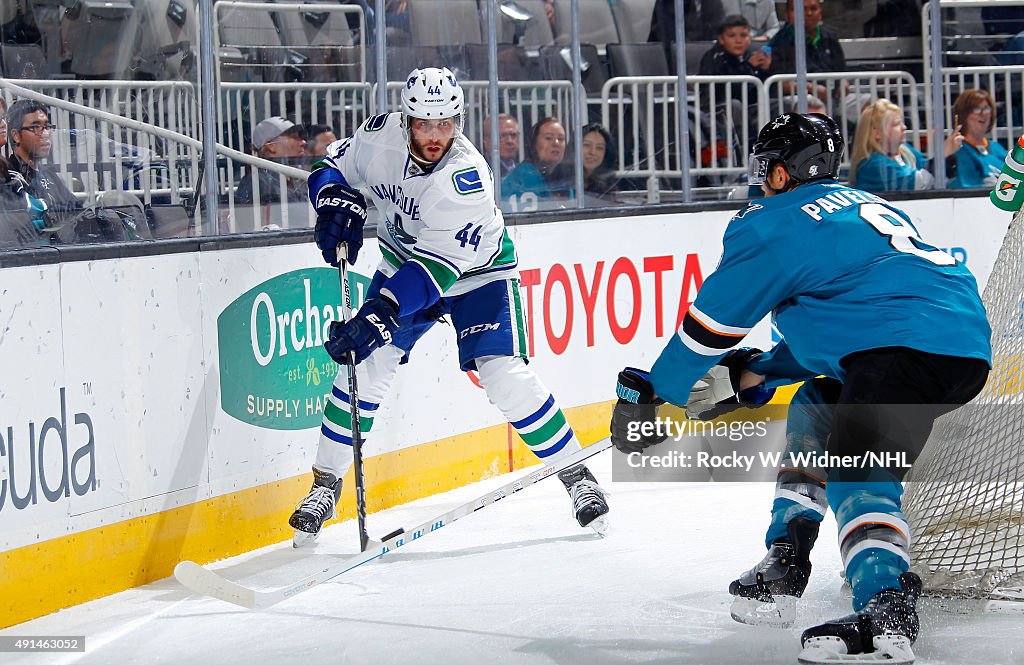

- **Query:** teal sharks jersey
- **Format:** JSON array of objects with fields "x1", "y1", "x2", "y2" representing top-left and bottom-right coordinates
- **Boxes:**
[{"x1": 650, "y1": 181, "x2": 992, "y2": 405}]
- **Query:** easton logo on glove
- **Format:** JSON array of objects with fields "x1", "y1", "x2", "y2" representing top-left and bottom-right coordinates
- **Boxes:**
[
  {"x1": 315, "y1": 197, "x2": 366, "y2": 217},
  {"x1": 367, "y1": 314, "x2": 393, "y2": 345}
]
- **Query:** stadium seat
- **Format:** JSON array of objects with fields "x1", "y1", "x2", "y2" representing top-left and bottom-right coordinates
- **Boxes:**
[
  {"x1": 539, "y1": 44, "x2": 608, "y2": 96},
  {"x1": 462, "y1": 43, "x2": 536, "y2": 81},
  {"x1": 408, "y1": 0, "x2": 483, "y2": 46},
  {"x1": 273, "y1": 0, "x2": 363, "y2": 83},
  {"x1": 497, "y1": 0, "x2": 554, "y2": 48},
  {"x1": 551, "y1": 0, "x2": 619, "y2": 48},
  {"x1": 606, "y1": 42, "x2": 670, "y2": 77},
  {"x1": 63, "y1": 0, "x2": 136, "y2": 78},
  {"x1": 133, "y1": 0, "x2": 196, "y2": 80},
  {"x1": 216, "y1": 2, "x2": 286, "y2": 82},
  {"x1": 0, "y1": 44, "x2": 47, "y2": 79}
]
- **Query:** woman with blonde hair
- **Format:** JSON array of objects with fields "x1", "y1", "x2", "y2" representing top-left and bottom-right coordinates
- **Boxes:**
[
  {"x1": 949, "y1": 88, "x2": 1006, "y2": 189},
  {"x1": 850, "y1": 98, "x2": 962, "y2": 193}
]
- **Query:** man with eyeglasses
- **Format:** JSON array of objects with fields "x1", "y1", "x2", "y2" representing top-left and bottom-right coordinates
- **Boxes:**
[
  {"x1": 234, "y1": 115, "x2": 309, "y2": 208},
  {"x1": 6, "y1": 99, "x2": 81, "y2": 241},
  {"x1": 482, "y1": 114, "x2": 521, "y2": 178}
]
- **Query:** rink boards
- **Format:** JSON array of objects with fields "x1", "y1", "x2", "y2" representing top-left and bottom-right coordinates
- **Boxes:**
[{"x1": 0, "y1": 195, "x2": 1008, "y2": 628}]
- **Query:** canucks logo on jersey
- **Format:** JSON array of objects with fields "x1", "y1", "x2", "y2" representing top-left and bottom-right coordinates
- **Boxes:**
[{"x1": 452, "y1": 168, "x2": 484, "y2": 195}]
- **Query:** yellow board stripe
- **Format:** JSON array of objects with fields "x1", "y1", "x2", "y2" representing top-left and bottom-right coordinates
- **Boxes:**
[{"x1": 0, "y1": 400, "x2": 614, "y2": 629}]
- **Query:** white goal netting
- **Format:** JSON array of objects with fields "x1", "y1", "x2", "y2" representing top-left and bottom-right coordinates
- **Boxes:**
[{"x1": 903, "y1": 203, "x2": 1024, "y2": 607}]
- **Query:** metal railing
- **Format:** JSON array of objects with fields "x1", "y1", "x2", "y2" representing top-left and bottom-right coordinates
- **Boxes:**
[
  {"x1": 2, "y1": 80, "x2": 198, "y2": 205},
  {"x1": 764, "y1": 70, "x2": 921, "y2": 152},
  {"x1": 9, "y1": 64, "x2": 1024, "y2": 216}
]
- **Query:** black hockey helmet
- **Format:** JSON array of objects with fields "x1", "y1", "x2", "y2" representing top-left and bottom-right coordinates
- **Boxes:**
[{"x1": 748, "y1": 113, "x2": 844, "y2": 187}]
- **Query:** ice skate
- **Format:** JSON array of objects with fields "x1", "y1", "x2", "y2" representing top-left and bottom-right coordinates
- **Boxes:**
[
  {"x1": 797, "y1": 572, "x2": 921, "y2": 665},
  {"x1": 289, "y1": 469, "x2": 342, "y2": 547},
  {"x1": 729, "y1": 517, "x2": 818, "y2": 627},
  {"x1": 558, "y1": 464, "x2": 610, "y2": 535}
]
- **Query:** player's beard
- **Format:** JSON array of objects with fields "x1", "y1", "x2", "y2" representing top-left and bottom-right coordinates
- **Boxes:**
[{"x1": 410, "y1": 138, "x2": 455, "y2": 167}]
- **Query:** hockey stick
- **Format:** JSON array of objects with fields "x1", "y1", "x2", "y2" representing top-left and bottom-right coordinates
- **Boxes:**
[
  {"x1": 174, "y1": 437, "x2": 612, "y2": 610},
  {"x1": 338, "y1": 251, "x2": 370, "y2": 552}
]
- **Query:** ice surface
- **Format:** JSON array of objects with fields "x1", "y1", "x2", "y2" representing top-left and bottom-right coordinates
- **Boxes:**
[{"x1": 2, "y1": 452, "x2": 1022, "y2": 665}]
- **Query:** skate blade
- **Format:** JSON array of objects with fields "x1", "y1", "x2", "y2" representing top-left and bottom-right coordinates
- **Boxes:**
[
  {"x1": 587, "y1": 515, "x2": 610, "y2": 536},
  {"x1": 797, "y1": 635, "x2": 914, "y2": 665},
  {"x1": 292, "y1": 529, "x2": 321, "y2": 548},
  {"x1": 730, "y1": 595, "x2": 796, "y2": 628}
]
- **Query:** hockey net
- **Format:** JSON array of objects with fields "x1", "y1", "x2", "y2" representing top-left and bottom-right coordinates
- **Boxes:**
[{"x1": 902, "y1": 203, "x2": 1024, "y2": 609}]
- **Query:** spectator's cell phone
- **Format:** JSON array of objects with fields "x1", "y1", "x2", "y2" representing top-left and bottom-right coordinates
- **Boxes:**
[{"x1": 760, "y1": 45, "x2": 772, "y2": 55}]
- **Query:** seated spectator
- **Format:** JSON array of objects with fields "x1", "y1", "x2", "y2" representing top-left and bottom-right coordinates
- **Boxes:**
[
  {"x1": 483, "y1": 114, "x2": 521, "y2": 179},
  {"x1": 502, "y1": 117, "x2": 572, "y2": 212},
  {"x1": 699, "y1": 15, "x2": 773, "y2": 80},
  {"x1": 768, "y1": 0, "x2": 845, "y2": 105},
  {"x1": 949, "y1": 88, "x2": 1006, "y2": 189},
  {"x1": 787, "y1": 94, "x2": 828, "y2": 114},
  {"x1": 579, "y1": 123, "x2": 620, "y2": 200},
  {"x1": 305, "y1": 124, "x2": 338, "y2": 159},
  {"x1": 6, "y1": 99, "x2": 82, "y2": 242},
  {"x1": 864, "y1": 0, "x2": 922, "y2": 38},
  {"x1": 850, "y1": 99, "x2": 963, "y2": 193},
  {"x1": 719, "y1": 0, "x2": 780, "y2": 40},
  {"x1": 235, "y1": 116, "x2": 309, "y2": 205},
  {"x1": 0, "y1": 97, "x2": 7, "y2": 150},
  {"x1": 649, "y1": 0, "x2": 726, "y2": 63},
  {"x1": 0, "y1": 154, "x2": 42, "y2": 248}
]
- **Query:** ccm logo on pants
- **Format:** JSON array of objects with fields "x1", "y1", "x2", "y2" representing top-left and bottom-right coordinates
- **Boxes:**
[{"x1": 459, "y1": 323, "x2": 500, "y2": 339}]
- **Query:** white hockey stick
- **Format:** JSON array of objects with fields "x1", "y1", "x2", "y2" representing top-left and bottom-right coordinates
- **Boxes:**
[{"x1": 174, "y1": 438, "x2": 612, "y2": 609}]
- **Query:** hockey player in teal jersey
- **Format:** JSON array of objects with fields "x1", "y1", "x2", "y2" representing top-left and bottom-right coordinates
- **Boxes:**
[
  {"x1": 288, "y1": 67, "x2": 609, "y2": 548},
  {"x1": 610, "y1": 113, "x2": 991, "y2": 665}
]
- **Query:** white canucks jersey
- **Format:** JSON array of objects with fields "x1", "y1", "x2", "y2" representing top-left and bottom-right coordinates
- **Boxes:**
[{"x1": 311, "y1": 112, "x2": 518, "y2": 299}]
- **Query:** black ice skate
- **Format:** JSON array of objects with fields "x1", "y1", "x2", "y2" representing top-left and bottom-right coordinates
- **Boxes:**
[
  {"x1": 798, "y1": 572, "x2": 922, "y2": 665},
  {"x1": 558, "y1": 464, "x2": 609, "y2": 535},
  {"x1": 729, "y1": 517, "x2": 819, "y2": 627},
  {"x1": 289, "y1": 468, "x2": 342, "y2": 548}
]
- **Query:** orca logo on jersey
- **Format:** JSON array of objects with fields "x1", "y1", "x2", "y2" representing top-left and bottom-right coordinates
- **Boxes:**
[
  {"x1": 452, "y1": 167, "x2": 484, "y2": 195},
  {"x1": 733, "y1": 202, "x2": 763, "y2": 219}
]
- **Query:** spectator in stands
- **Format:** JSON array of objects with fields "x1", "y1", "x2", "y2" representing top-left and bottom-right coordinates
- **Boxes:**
[
  {"x1": 787, "y1": 94, "x2": 828, "y2": 114},
  {"x1": 483, "y1": 114, "x2": 521, "y2": 179},
  {"x1": 850, "y1": 99, "x2": 963, "y2": 193},
  {"x1": 649, "y1": 0, "x2": 726, "y2": 65},
  {"x1": 0, "y1": 98, "x2": 7, "y2": 151},
  {"x1": 864, "y1": 0, "x2": 922, "y2": 38},
  {"x1": 719, "y1": 0, "x2": 781, "y2": 40},
  {"x1": 0, "y1": 155, "x2": 40, "y2": 248},
  {"x1": 949, "y1": 88, "x2": 1006, "y2": 189},
  {"x1": 579, "y1": 123, "x2": 619, "y2": 200},
  {"x1": 305, "y1": 124, "x2": 338, "y2": 159},
  {"x1": 768, "y1": 0, "x2": 845, "y2": 105},
  {"x1": 235, "y1": 116, "x2": 309, "y2": 205},
  {"x1": 6, "y1": 99, "x2": 81, "y2": 241},
  {"x1": 700, "y1": 15, "x2": 773, "y2": 138},
  {"x1": 699, "y1": 15, "x2": 773, "y2": 81},
  {"x1": 502, "y1": 116, "x2": 572, "y2": 211},
  {"x1": 544, "y1": 0, "x2": 556, "y2": 31}
]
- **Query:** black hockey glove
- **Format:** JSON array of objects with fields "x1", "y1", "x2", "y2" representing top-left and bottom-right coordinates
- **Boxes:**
[
  {"x1": 313, "y1": 183, "x2": 367, "y2": 266},
  {"x1": 610, "y1": 368, "x2": 667, "y2": 454},
  {"x1": 324, "y1": 295, "x2": 400, "y2": 365},
  {"x1": 685, "y1": 348, "x2": 775, "y2": 420}
]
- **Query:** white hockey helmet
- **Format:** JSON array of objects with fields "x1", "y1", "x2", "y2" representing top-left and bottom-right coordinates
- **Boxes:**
[{"x1": 401, "y1": 67, "x2": 465, "y2": 143}]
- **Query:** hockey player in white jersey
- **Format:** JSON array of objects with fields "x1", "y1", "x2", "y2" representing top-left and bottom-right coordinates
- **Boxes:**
[{"x1": 289, "y1": 67, "x2": 609, "y2": 545}]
